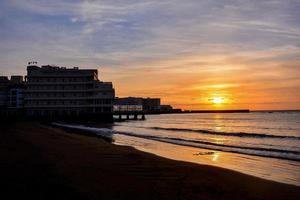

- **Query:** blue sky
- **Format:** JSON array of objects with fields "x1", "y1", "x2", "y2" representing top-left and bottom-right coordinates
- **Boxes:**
[{"x1": 0, "y1": 0, "x2": 299, "y2": 109}]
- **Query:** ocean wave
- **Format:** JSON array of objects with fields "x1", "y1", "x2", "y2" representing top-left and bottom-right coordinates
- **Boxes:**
[
  {"x1": 148, "y1": 127, "x2": 300, "y2": 140},
  {"x1": 52, "y1": 122, "x2": 114, "y2": 142},
  {"x1": 52, "y1": 123, "x2": 300, "y2": 162},
  {"x1": 114, "y1": 131, "x2": 300, "y2": 161}
]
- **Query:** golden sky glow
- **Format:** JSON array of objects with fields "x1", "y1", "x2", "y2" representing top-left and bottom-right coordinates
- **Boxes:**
[
  {"x1": 211, "y1": 97, "x2": 225, "y2": 105},
  {"x1": 101, "y1": 51, "x2": 300, "y2": 110}
]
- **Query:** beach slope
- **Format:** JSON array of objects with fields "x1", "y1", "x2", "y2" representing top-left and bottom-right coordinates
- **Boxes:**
[{"x1": 1, "y1": 122, "x2": 299, "y2": 200}]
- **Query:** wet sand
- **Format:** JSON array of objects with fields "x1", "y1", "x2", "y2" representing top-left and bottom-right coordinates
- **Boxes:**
[{"x1": 1, "y1": 122, "x2": 299, "y2": 200}]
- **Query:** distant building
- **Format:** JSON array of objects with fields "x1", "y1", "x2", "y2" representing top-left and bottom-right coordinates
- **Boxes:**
[
  {"x1": 115, "y1": 97, "x2": 143, "y2": 105},
  {"x1": 113, "y1": 97, "x2": 143, "y2": 112},
  {"x1": 0, "y1": 76, "x2": 10, "y2": 114},
  {"x1": 8, "y1": 87, "x2": 25, "y2": 109},
  {"x1": 160, "y1": 104, "x2": 173, "y2": 112},
  {"x1": 10, "y1": 75, "x2": 24, "y2": 84},
  {"x1": 24, "y1": 64, "x2": 115, "y2": 117},
  {"x1": 142, "y1": 98, "x2": 161, "y2": 111},
  {"x1": 0, "y1": 76, "x2": 26, "y2": 115},
  {"x1": 8, "y1": 76, "x2": 26, "y2": 112},
  {"x1": 114, "y1": 97, "x2": 162, "y2": 112}
]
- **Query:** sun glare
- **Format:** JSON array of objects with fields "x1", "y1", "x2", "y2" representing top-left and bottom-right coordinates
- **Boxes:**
[{"x1": 211, "y1": 97, "x2": 224, "y2": 104}]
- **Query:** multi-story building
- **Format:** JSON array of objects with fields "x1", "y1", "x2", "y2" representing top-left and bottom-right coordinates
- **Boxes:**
[
  {"x1": 24, "y1": 63, "x2": 115, "y2": 117},
  {"x1": 160, "y1": 104, "x2": 173, "y2": 112},
  {"x1": 142, "y1": 98, "x2": 161, "y2": 111},
  {"x1": 113, "y1": 97, "x2": 143, "y2": 112},
  {"x1": 114, "y1": 97, "x2": 161, "y2": 112}
]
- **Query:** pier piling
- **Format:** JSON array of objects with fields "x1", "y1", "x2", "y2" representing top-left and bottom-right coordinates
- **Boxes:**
[{"x1": 114, "y1": 112, "x2": 147, "y2": 121}]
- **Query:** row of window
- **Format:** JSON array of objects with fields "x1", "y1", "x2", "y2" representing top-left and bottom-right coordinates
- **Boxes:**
[
  {"x1": 26, "y1": 99, "x2": 112, "y2": 105},
  {"x1": 26, "y1": 92, "x2": 111, "y2": 98},
  {"x1": 28, "y1": 77, "x2": 93, "y2": 82},
  {"x1": 27, "y1": 93, "x2": 91, "y2": 98},
  {"x1": 113, "y1": 105, "x2": 143, "y2": 111},
  {"x1": 28, "y1": 85, "x2": 93, "y2": 90},
  {"x1": 27, "y1": 107, "x2": 112, "y2": 116}
]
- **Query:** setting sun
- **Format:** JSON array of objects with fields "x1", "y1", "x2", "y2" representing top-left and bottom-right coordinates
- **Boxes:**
[{"x1": 211, "y1": 97, "x2": 224, "y2": 104}]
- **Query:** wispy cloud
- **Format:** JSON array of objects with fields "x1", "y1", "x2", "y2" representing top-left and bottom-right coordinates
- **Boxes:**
[{"x1": 0, "y1": 0, "x2": 299, "y2": 109}]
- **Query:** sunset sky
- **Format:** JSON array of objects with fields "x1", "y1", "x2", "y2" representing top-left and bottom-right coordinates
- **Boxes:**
[{"x1": 0, "y1": 0, "x2": 299, "y2": 110}]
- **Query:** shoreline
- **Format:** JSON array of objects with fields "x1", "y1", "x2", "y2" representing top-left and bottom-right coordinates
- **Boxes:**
[
  {"x1": 54, "y1": 122, "x2": 300, "y2": 163},
  {"x1": 1, "y1": 122, "x2": 299, "y2": 200},
  {"x1": 113, "y1": 133, "x2": 300, "y2": 186}
]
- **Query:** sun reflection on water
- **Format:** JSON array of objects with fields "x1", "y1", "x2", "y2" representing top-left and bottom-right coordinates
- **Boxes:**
[
  {"x1": 211, "y1": 137, "x2": 226, "y2": 144},
  {"x1": 213, "y1": 114, "x2": 224, "y2": 132},
  {"x1": 212, "y1": 152, "x2": 220, "y2": 162},
  {"x1": 215, "y1": 126, "x2": 222, "y2": 131}
]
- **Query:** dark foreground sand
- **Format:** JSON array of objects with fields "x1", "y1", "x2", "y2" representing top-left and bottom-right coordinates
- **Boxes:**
[{"x1": 1, "y1": 122, "x2": 299, "y2": 200}]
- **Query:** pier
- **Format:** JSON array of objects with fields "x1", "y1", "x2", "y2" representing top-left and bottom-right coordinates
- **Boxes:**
[{"x1": 113, "y1": 111, "x2": 146, "y2": 121}]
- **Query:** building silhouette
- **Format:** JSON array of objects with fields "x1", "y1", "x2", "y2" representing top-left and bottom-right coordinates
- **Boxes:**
[
  {"x1": 114, "y1": 97, "x2": 173, "y2": 113},
  {"x1": 0, "y1": 76, "x2": 26, "y2": 115},
  {"x1": 0, "y1": 63, "x2": 115, "y2": 118},
  {"x1": 25, "y1": 64, "x2": 115, "y2": 117}
]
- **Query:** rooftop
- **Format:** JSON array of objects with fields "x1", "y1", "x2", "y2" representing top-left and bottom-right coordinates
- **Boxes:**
[{"x1": 27, "y1": 65, "x2": 97, "y2": 72}]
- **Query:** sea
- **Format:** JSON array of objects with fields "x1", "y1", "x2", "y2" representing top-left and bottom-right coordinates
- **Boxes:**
[{"x1": 55, "y1": 111, "x2": 300, "y2": 186}]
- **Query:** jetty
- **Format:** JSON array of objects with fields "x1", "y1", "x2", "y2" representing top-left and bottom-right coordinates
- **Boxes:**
[{"x1": 113, "y1": 111, "x2": 146, "y2": 120}]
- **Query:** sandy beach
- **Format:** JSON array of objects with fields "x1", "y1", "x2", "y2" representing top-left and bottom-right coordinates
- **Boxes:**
[{"x1": 1, "y1": 122, "x2": 299, "y2": 200}]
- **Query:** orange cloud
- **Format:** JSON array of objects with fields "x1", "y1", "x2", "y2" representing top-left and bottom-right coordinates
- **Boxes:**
[{"x1": 100, "y1": 50, "x2": 300, "y2": 110}]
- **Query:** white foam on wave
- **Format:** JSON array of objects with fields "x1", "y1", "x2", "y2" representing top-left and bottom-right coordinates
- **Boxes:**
[
  {"x1": 52, "y1": 122, "x2": 114, "y2": 139},
  {"x1": 52, "y1": 122, "x2": 300, "y2": 161}
]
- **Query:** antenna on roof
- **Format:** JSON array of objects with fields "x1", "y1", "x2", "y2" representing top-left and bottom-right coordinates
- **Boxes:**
[{"x1": 28, "y1": 61, "x2": 38, "y2": 65}]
